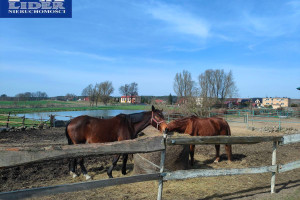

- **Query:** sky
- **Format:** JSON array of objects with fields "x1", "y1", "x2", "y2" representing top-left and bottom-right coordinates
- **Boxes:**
[{"x1": 0, "y1": 0, "x2": 300, "y2": 98}]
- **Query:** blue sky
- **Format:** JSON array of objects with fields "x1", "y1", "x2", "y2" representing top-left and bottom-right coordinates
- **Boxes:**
[{"x1": 1, "y1": 0, "x2": 300, "y2": 98}]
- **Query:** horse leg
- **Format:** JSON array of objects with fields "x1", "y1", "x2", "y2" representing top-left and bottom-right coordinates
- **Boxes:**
[
  {"x1": 122, "y1": 154, "x2": 128, "y2": 175},
  {"x1": 214, "y1": 145, "x2": 220, "y2": 163},
  {"x1": 107, "y1": 154, "x2": 121, "y2": 178},
  {"x1": 69, "y1": 158, "x2": 78, "y2": 178},
  {"x1": 225, "y1": 144, "x2": 233, "y2": 162},
  {"x1": 189, "y1": 145, "x2": 195, "y2": 166},
  {"x1": 79, "y1": 158, "x2": 91, "y2": 180}
]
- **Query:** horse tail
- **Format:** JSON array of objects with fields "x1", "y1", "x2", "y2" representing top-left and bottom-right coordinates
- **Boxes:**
[
  {"x1": 227, "y1": 125, "x2": 231, "y2": 136},
  {"x1": 223, "y1": 119, "x2": 231, "y2": 136},
  {"x1": 65, "y1": 121, "x2": 73, "y2": 145}
]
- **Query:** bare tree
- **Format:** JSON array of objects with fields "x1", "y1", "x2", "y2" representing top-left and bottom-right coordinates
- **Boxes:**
[
  {"x1": 128, "y1": 82, "x2": 138, "y2": 103},
  {"x1": 173, "y1": 70, "x2": 195, "y2": 98},
  {"x1": 36, "y1": 91, "x2": 48, "y2": 99},
  {"x1": 119, "y1": 84, "x2": 130, "y2": 103},
  {"x1": 82, "y1": 84, "x2": 93, "y2": 97},
  {"x1": 82, "y1": 84, "x2": 96, "y2": 106},
  {"x1": 0, "y1": 94, "x2": 8, "y2": 101},
  {"x1": 65, "y1": 93, "x2": 77, "y2": 101},
  {"x1": 15, "y1": 92, "x2": 33, "y2": 101},
  {"x1": 198, "y1": 69, "x2": 237, "y2": 106},
  {"x1": 98, "y1": 81, "x2": 114, "y2": 105},
  {"x1": 173, "y1": 73, "x2": 184, "y2": 97}
]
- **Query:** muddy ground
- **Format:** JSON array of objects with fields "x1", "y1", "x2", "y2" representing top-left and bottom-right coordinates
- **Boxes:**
[{"x1": 0, "y1": 122, "x2": 300, "y2": 200}]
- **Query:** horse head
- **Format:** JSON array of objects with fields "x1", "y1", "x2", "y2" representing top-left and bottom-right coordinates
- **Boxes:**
[{"x1": 151, "y1": 105, "x2": 168, "y2": 132}]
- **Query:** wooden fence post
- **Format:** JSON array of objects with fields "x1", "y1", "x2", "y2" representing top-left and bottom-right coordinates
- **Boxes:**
[
  {"x1": 246, "y1": 113, "x2": 249, "y2": 129},
  {"x1": 22, "y1": 115, "x2": 25, "y2": 127},
  {"x1": 271, "y1": 141, "x2": 277, "y2": 193},
  {"x1": 6, "y1": 112, "x2": 11, "y2": 128},
  {"x1": 49, "y1": 115, "x2": 55, "y2": 127},
  {"x1": 157, "y1": 131, "x2": 167, "y2": 200}
]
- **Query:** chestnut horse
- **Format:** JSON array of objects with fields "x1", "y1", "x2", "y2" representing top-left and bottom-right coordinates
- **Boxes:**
[
  {"x1": 166, "y1": 116, "x2": 232, "y2": 165},
  {"x1": 65, "y1": 106, "x2": 165, "y2": 179}
]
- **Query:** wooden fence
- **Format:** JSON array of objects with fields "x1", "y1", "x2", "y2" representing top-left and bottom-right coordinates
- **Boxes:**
[
  {"x1": 0, "y1": 133, "x2": 300, "y2": 200},
  {"x1": 0, "y1": 113, "x2": 54, "y2": 128}
]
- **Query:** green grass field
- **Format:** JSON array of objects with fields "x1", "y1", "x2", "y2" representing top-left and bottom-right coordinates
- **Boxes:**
[
  {"x1": 0, "y1": 114, "x2": 43, "y2": 127},
  {"x1": 0, "y1": 100, "x2": 151, "y2": 127},
  {"x1": 0, "y1": 100, "x2": 151, "y2": 114},
  {"x1": 0, "y1": 100, "x2": 79, "y2": 108}
]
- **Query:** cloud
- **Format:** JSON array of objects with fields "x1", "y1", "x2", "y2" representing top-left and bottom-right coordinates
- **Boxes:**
[
  {"x1": 241, "y1": 3, "x2": 300, "y2": 38},
  {"x1": 287, "y1": 0, "x2": 300, "y2": 10},
  {"x1": 146, "y1": 3, "x2": 210, "y2": 38},
  {"x1": 164, "y1": 46, "x2": 206, "y2": 52},
  {"x1": 53, "y1": 49, "x2": 116, "y2": 62},
  {"x1": 242, "y1": 14, "x2": 285, "y2": 37}
]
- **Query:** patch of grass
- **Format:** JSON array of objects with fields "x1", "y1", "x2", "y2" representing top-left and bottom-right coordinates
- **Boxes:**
[
  {"x1": 0, "y1": 114, "x2": 46, "y2": 127},
  {"x1": 0, "y1": 101, "x2": 151, "y2": 114},
  {"x1": 0, "y1": 100, "x2": 73, "y2": 107}
]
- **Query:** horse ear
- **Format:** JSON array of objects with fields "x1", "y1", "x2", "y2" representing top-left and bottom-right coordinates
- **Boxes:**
[{"x1": 152, "y1": 105, "x2": 155, "y2": 111}]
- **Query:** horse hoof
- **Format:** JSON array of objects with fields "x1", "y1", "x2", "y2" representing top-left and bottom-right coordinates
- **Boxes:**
[
  {"x1": 70, "y1": 171, "x2": 77, "y2": 178},
  {"x1": 84, "y1": 174, "x2": 92, "y2": 180}
]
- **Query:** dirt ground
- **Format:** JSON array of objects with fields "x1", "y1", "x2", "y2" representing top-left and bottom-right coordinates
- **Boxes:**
[{"x1": 0, "y1": 121, "x2": 300, "y2": 200}]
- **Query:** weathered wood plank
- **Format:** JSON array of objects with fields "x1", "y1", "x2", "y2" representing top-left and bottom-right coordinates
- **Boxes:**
[
  {"x1": 0, "y1": 173, "x2": 161, "y2": 200},
  {"x1": 163, "y1": 165, "x2": 277, "y2": 181},
  {"x1": 157, "y1": 133, "x2": 167, "y2": 200},
  {"x1": 279, "y1": 160, "x2": 300, "y2": 173},
  {"x1": 280, "y1": 133, "x2": 300, "y2": 145},
  {"x1": 166, "y1": 136, "x2": 283, "y2": 145},
  {"x1": 271, "y1": 141, "x2": 277, "y2": 193},
  {"x1": 0, "y1": 136, "x2": 164, "y2": 168}
]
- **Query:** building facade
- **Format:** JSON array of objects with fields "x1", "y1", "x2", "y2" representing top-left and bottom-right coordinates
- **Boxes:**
[
  {"x1": 262, "y1": 97, "x2": 290, "y2": 109},
  {"x1": 120, "y1": 96, "x2": 141, "y2": 104}
]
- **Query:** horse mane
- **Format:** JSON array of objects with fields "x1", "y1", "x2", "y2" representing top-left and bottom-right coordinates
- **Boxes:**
[
  {"x1": 117, "y1": 112, "x2": 145, "y2": 124},
  {"x1": 128, "y1": 112, "x2": 145, "y2": 123},
  {"x1": 174, "y1": 115, "x2": 196, "y2": 122},
  {"x1": 168, "y1": 116, "x2": 192, "y2": 130}
]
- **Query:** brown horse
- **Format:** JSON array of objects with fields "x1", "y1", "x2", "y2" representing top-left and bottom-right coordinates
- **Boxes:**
[
  {"x1": 165, "y1": 116, "x2": 232, "y2": 165},
  {"x1": 65, "y1": 105, "x2": 165, "y2": 179}
]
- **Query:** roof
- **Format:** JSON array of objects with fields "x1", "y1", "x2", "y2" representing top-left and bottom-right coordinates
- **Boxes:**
[
  {"x1": 121, "y1": 96, "x2": 137, "y2": 98},
  {"x1": 155, "y1": 99, "x2": 164, "y2": 103}
]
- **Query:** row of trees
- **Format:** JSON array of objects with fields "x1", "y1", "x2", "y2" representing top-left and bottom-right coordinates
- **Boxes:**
[
  {"x1": 2, "y1": 91, "x2": 49, "y2": 101},
  {"x1": 119, "y1": 82, "x2": 138, "y2": 103},
  {"x1": 173, "y1": 69, "x2": 238, "y2": 116},
  {"x1": 81, "y1": 81, "x2": 114, "y2": 106},
  {"x1": 82, "y1": 81, "x2": 139, "y2": 106}
]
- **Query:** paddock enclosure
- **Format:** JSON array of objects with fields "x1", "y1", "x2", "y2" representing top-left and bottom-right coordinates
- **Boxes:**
[{"x1": 1, "y1": 120, "x2": 300, "y2": 200}]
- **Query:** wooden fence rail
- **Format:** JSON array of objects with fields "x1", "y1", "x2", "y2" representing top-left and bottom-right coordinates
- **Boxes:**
[
  {"x1": 163, "y1": 165, "x2": 278, "y2": 181},
  {"x1": 0, "y1": 134, "x2": 299, "y2": 200},
  {"x1": 0, "y1": 173, "x2": 162, "y2": 200},
  {"x1": 167, "y1": 135, "x2": 283, "y2": 145},
  {"x1": 0, "y1": 136, "x2": 164, "y2": 168}
]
